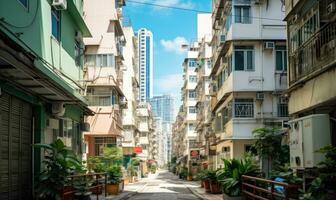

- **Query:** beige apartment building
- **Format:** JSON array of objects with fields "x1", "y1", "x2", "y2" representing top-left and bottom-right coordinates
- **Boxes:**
[{"x1": 83, "y1": 0, "x2": 127, "y2": 157}]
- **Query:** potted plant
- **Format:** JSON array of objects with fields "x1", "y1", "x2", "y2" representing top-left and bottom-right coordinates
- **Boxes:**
[
  {"x1": 106, "y1": 165, "x2": 122, "y2": 195},
  {"x1": 206, "y1": 170, "x2": 221, "y2": 194},
  {"x1": 179, "y1": 167, "x2": 188, "y2": 180},
  {"x1": 203, "y1": 170, "x2": 214, "y2": 193},
  {"x1": 73, "y1": 176, "x2": 92, "y2": 200},
  {"x1": 34, "y1": 139, "x2": 82, "y2": 200},
  {"x1": 194, "y1": 171, "x2": 206, "y2": 187},
  {"x1": 187, "y1": 171, "x2": 193, "y2": 181},
  {"x1": 217, "y1": 157, "x2": 258, "y2": 200}
]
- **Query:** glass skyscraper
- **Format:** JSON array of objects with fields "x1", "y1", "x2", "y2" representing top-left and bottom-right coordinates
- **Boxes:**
[
  {"x1": 137, "y1": 28, "x2": 153, "y2": 102},
  {"x1": 149, "y1": 95, "x2": 175, "y2": 124}
]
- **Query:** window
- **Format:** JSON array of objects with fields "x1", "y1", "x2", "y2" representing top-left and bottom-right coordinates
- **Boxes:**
[
  {"x1": 85, "y1": 54, "x2": 115, "y2": 67},
  {"x1": 94, "y1": 137, "x2": 117, "y2": 156},
  {"x1": 234, "y1": 6, "x2": 251, "y2": 24},
  {"x1": 245, "y1": 145, "x2": 256, "y2": 154},
  {"x1": 189, "y1": 75, "x2": 197, "y2": 82},
  {"x1": 275, "y1": 46, "x2": 287, "y2": 71},
  {"x1": 18, "y1": 0, "x2": 28, "y2": 9},
  {"x1": 207, "y1": 59, "x2": 212, "y2": 68},
  {"x1": 234, "y1": 46, "x2": 254, "y2": 71},
  {"x1": 188, "y1": 123, "x2": 195, "y2": 131},
  {"x1": 188, "y1": 59, "x2": 197, "y2": 67},
  {"x1": 189, "y1": 106, "x2": 196, "y2": 114},
  {"x1": 277, "y1": 97, "x2": 288, "y2": 117},
  {"x1": 51, "y1": 8, "x2": 61, "y2": 41},
  {"x1": 234, "y1": 98, "x2": 254, "y2": 118},
  {"x1": 75, "y1": 40, "x2": 81, "y2": 66},
  {"x1": 188, "y1": 90, "x2": 196, "y2": 99},
  {"x1": 221, "y1": 103, "x2": 232, "y2": 126}
]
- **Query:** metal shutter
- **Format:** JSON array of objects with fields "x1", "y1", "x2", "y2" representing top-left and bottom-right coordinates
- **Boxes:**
[{"x1": 0, "y1": 92, "x2": 32, "y2": 200}]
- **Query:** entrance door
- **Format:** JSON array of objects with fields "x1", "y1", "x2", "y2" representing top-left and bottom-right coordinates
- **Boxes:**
[{"x1": 0, "y1": 92, "x2": 33, "y2": 200}]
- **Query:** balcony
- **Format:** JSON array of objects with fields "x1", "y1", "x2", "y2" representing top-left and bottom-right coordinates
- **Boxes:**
[{"x1": 289, "y1": 22, "x2": 336, "y2": 87}]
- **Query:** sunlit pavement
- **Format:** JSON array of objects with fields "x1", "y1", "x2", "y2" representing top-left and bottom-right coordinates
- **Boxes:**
[{"x1": 123, "y1": 170, "x2": 201, "y2": 200}]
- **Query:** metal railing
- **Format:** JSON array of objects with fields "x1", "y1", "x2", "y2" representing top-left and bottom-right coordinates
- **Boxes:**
[
  {"x1": 63, "y1": 173, "x2": 107, "y2": 200},
  {"x1": 289, "y1": 22, "x2": 336, "y2": 86},
  {"x1": 242, "y1": 175, "x2": 301, "y2": 200},
  {"x1": 234, "y1": 102, "x2": 254, "y2": 118},
  {"x1": 277, "y1": 104, "x2": 289, "y2": 117}
]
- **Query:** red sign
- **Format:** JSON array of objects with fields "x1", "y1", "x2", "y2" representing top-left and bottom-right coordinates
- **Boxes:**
[
  {"x1": 190, "y1": 150, "x2": 199, "y2": 157},
  {"x1": 134, "y1": 146, "x2": 142, "y2": 154}
]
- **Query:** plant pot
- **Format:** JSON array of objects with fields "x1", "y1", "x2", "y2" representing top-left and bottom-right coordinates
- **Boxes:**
[
  {"x1": 106, "y1": 184, "x2": 119, "y2": 195},
  {"x1": 222, "y1": 193, "x2": 244, "y2": 200},
  {"x1": 210, "y1": 181, "x2": 221, "y2": 194},
  {"x1": 62, "y1": 186, "x2": 74, "y2": 200},
  {"x1": 124, "y1": 178, "x2": 130, "y2": 185},
  {"x1": 201, "y1": 180, "x2": 204, "y2": 188},
  {"x1": 187, "y1": 176, "x2": 193, "y2": 181},
  {"x1": 203, "y1": 179, "x2": 211, "y2": 193}
]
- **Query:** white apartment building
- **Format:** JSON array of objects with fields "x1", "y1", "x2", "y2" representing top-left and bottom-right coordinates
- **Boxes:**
[
  {"x1": 210, "y1": 0, "x2": 288, "y2": 169},
  {"x1": 83, "y1": 0, "x2": 127, "y2": 157},
  {"x1": 121, "y1": 24, "x2": 140, "y2": 155},
  {"x1": 138, "y1": 28, "x2": 153, "y2": 102}
]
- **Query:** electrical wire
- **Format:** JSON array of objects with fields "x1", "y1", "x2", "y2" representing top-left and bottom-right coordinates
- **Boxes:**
[
  {"x1": 125, "y1": 0, "x2": 285, "y2": 21},
  {"x1": 0, "y1": 0, "x2": 39, "y2": 28}
]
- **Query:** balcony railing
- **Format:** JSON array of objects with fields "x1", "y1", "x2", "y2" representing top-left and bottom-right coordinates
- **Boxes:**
[{"x1": 289, "y1": 22, "x2": 336, "y2": 86}]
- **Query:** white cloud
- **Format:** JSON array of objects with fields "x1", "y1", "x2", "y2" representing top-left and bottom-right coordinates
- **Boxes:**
[
  {"x1": 154, "y1": 73, "x2": 183, "y2": 94},
  {"x1": 160, "y1": 37, "x2": 188, "y2": 54}
]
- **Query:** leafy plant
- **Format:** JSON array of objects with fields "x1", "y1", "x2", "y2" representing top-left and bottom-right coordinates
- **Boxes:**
[
  {"x1": 87, "y1": 156, "x2": 105, "y2": 173},
  {"x1": 34, "y1": 139, "x2": 83, "y2": 200},
  {"x1": 102, "y1": 147, "x2": 123, "y2": 167},
  {"x1": 73, "y1": 176, "x2": 93, "y2": 199},
  {"x1": 106, "y1": 165, "x2": 122, "y2": 185},
  {"x1": 194, "y1": 170, "x2": 207, "y2": 181},
  {"x1": 316, "y1": 145, "x2": 336, "y2": 177},
  {"x1": 217, "y1": 157, "x2": 258, "y2": 197},
  {"x1": 252, "y1": 128, "x2": 289, "y2": 174},
  {"x1": 179, "y1": 167, "x2": 188, "y2": 179},
  {"x1": 300, "y1": 178, "x2": 325, "y2": 200},
  {"x1": 270, "y1": 164, "x2": 302, "y2": 184}
]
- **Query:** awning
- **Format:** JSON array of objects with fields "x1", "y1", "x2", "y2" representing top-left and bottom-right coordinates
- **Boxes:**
[{"x1": 0, "y1": 27, "x2": 93, "y2": 115}]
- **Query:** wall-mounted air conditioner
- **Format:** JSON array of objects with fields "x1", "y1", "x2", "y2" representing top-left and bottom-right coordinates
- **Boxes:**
[
  {"x1": 52, "y1": 102, "x2": 65, "y2": 117},
  {"x1": 264, "y1": 41, "x2": 275, "y2": 50},
  {"x1": 289, "y1": 114, "x2": 331, "y2": 169},
  {"x1": 52, "y1": 0, "x2": 67, "y2": 10},
  {"x1": 256, "y1": 92, "x2": 264, "y2": 101}
]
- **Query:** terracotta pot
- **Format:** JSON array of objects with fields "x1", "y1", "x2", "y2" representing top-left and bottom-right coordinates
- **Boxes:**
[
  {"x1": 222, "y1": 193, "x2": 244, "y2": 200},
  {"x1": 203, "y1": 179, "x2": 211, "y2": 193},
  {"x1": 187, "y1": 176, "x2": 193, "y2": 181},
  {"x1": 106, "y1": 184, "x2": 119, "y2": 195},
  {"x1": 210, "y1": 181, "x2": 222, "y2": 194},
  {"x1": 62, "y1": 186, "x2": 74, "y2": 200},
  {"x1": 201, "y1": 180, "x2": 204, "y2": 188}
]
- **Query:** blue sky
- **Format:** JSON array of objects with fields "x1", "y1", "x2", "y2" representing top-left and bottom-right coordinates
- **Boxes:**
[{"x1": 124, "y1": 0, "x2": 211, "y2": 111}]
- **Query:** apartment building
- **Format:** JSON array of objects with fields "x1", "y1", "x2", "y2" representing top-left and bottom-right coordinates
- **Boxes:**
[
  {"x1": 121, "y1": 23, "x2": 140, "y2": 156},
  {"x1": 284, "y1": 0, "x2": 336, "y2": 168},
  {"x1": 172, "y1": 106, "x2": 188, "y2": 166},
  {"x1": 83, "y1": 0, "x2": 127, "y2": 157},
  {"x1": 136, "y1": 102, "x2": 155, "y2": 161},
  {"x1": 0, "y1": 0, "x2": 92, "y2": 198},
  {"x1": 149, "y1": 94, "x2": 175, "y2": 124},
  {"x1": 195, "y1": 14, "x2": 213, "y2": 170},
  {"x1": 138, "y1": 28, "x2": 153, "y2": 102},
  {"x1": 210, "y1": 0, "x2": 288, "y2": 169}
]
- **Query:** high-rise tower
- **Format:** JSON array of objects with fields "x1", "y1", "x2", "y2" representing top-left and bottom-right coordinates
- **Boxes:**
[{"x1": 137, "y1": 28, "x2": 153, "y2": 102}]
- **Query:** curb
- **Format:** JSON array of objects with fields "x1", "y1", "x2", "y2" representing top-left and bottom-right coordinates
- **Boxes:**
[{"x1": 185, "y1": 185, "x2": 209, "y2": 200}]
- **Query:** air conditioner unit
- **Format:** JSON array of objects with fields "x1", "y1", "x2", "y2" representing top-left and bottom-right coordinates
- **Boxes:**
[
  {"x1": 289, "y1": 114, "x2": 331, "y2": 169},
  {"x1": 52, "y1": 0, "x2": 67, "y2": 10},
  {"x1": 81, "y1": 122, "x2": 90, "y2": 132},
  {"x1": 327, "y1": 2, "x2": 336, "y2": 14},
  {"x1": 256, "y1": 92, "x2": 265, "y2": 100},
  {"x1": 264, "y1": 41, "x2": 275, "y2": 50},
  {"x1": 219, "y1": 34, "x2": 226, "y2": 44},
  {"x1": 52, "y1": 102, "x2": 65, "y2": 117}
]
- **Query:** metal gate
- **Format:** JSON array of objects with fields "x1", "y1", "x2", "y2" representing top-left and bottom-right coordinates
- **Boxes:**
[{"x1": 0, "y1": 92, "x2": 33, "y2": 200}]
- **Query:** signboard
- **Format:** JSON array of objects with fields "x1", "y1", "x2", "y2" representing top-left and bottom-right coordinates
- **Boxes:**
[
  {"x1": 190, "y1": 150, "x2": 199, "y2": 157},
  {"x1": 134, "y1": 146, "x2": 143, "y2": 154}
]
